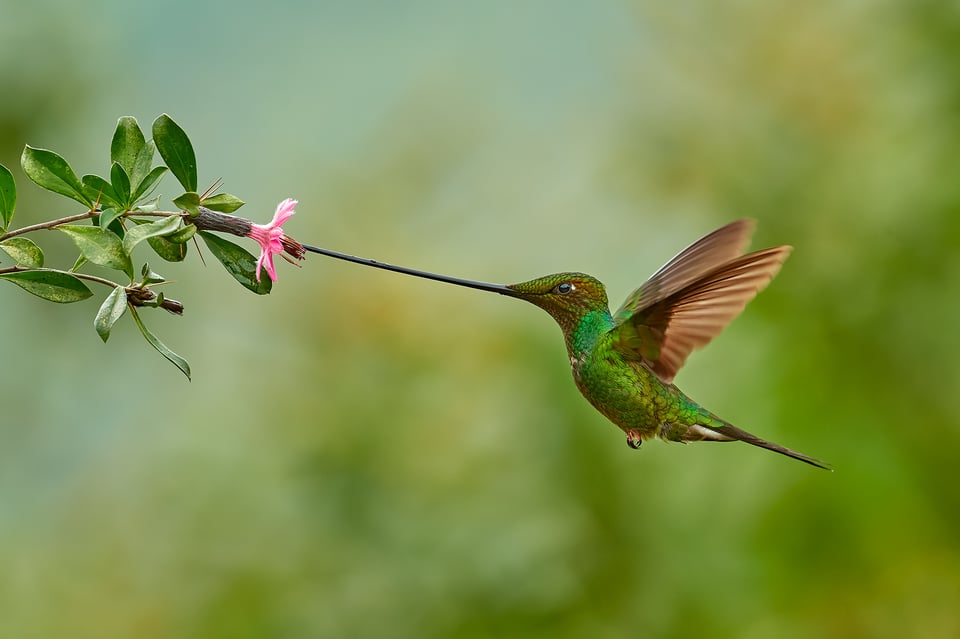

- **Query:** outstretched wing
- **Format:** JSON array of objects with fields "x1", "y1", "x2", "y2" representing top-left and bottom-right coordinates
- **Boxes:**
[
  {"x1": 611, "y1": 221, "x2": 790, "y2": 383},
  {"x1": 613, "y1": 219, "x2": 756, "y2": 324}
]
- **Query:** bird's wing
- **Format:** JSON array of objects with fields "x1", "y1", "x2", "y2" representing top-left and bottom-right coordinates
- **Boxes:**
[
  {"x1": 612, "y1": 219, "x2": 756, "y2": 324},
  {"x1": 610, "y1": 231, "x2": 791, "y2": 383}
]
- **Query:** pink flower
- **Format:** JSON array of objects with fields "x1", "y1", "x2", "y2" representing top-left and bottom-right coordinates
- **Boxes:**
[{"x1": 248, "y1": 198, "x2": 298, "y2": 282}]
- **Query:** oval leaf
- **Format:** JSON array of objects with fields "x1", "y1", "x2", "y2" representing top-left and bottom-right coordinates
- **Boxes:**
[
  {"x1": 94, "y1": 286, "x2": 127, "y2": 342},
  {"x1": 128, "y1": 305, "x2": 191, "y2": 380},
  {"x1": 0, "y1": 163, "x2": 15, "y2": 231},
  {"x1": 132, "y1": 165, "x2": 167, "y2": 203},
  {"x1": 172, "y1": 192, "x2": 200, "y2": 216},
  {"x1": 0, "y1": 237, "x2": 44, "y2": 268},
  {"x1": 97, "y1": 207, "x2": 124, "y2": 231},
  {"x1": 152, "y1": 114, "x2": 197, "y2": 192},
  {"x1": 58, "y1": 225, "x2": 133, "y2": 277},
  {"x1": 0, "y1": 270, "x2": 93, "y2": 303},
  {"x1": 21, "y1": 146, "x2": 92, "y2": 207},
  {"x1": 96, "y1": 207, "x2": 126, "y2": 239},
  {"x1": 111, "y1": 117, "x2": 146, "y2": 176},
  {"x1": 81, "y1": 174, "x2": 121, "y2": 209},
  {"x1": 123, "y1": 215, "x2": 182, "y2": 256},
  {"x1": 129, "y1": 140, "x2": 157, "y2": 194},
  {"x1": 110, "y1": 162, "x2": 131, "y2": 206},
  {"x1": 147, "y1": 235, "x2": 188, "y2": 262},
  {"x1": 199, "y1": 231, "x2": 271, "y2": 294},
  {"x1": 201, "y1": 193, "x2": 244, "y2": 213},
  {"x1": 165, "y1": 223, "x2": 197, "y2": 244}
]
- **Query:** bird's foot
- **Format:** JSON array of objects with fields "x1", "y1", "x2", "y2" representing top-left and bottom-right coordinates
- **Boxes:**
[{"x1": 625, "y1": 430, "x2": 643, "y2": 450}]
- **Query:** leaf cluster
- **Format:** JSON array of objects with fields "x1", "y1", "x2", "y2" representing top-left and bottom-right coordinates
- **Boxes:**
[{"x1": 0, "y1": 115, "x2": 272, "y2": 379}]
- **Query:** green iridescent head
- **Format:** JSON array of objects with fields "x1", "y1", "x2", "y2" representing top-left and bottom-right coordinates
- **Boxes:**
[{"x1": 507, "y1": 272, "x2": 609, "y2": 333}]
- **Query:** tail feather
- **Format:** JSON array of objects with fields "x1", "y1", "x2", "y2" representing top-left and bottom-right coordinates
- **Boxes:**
[{"x1": 703, "y1": 423, "x2": 832, "y2": 471}]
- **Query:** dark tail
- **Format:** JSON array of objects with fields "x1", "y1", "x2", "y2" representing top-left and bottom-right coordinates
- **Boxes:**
[{"x1": 708, "y1": 423, "x2": 832, "y2": 471}]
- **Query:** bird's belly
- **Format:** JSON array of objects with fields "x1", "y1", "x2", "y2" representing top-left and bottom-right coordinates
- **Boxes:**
[{"x1": 572, "y1": 354, "x2": 671, "y2": 437}]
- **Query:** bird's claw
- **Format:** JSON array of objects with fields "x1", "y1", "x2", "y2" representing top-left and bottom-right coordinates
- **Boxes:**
[{"x1": 625, "y1": 430, "x2": 643, "y2": 449}]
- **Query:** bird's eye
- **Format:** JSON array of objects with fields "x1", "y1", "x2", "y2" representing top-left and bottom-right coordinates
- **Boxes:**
[{"x1": 555, "y1": 282, "x2": 574, "y2": 294}]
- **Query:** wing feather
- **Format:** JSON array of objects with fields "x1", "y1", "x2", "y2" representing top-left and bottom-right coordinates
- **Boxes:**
[
  {"x1": 612, "y1": 219, "x2": 756, "y2": 323},
  {"x1": 612, "y1": 245, "x2": 791, "y2": 383}
]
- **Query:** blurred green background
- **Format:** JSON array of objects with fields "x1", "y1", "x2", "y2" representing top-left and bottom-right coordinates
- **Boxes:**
[{"x1": 2, "y1": 1, "x2": 959, "y2": 637}]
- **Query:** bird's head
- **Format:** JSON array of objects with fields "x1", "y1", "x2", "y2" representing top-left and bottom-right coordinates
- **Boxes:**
[{"x1": 506, "y1": 272, "x2": 609, "y2": 333}]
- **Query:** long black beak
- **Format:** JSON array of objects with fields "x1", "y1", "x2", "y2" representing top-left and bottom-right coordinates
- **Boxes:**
[{"x1": 301, "y1": 243, "x2": 517, "y2": 297}]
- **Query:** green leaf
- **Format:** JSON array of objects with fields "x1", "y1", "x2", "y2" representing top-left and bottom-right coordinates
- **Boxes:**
[
  {"x1": 172, "y1": 191, "x2": 200, "y2": 216},
  {"x1": 199, "y1": 231, "x2": 272, "y2": 295},
  {"x1": 0, "y1": 237, "x2": 44, "y2": 267},
  {"x1": 140, "y1": 262, "x2": 166, "y2": 284},
  {"x1": 58, "y1": 224, "x2": 133, "y2": 277},
  {"x1": 110, "y1": 117, "x2": 145, "y2": 176},
  {"x1": 110, "y1": 162, "x2": 131, "y2": 206},
  {"x1": 201, "y1": 192, "x2": 244, "y2": 213},
  {"x1": 0, "y1": 163, "x2": 15, "y2": 231},
  {"x1": 122, "y1": 215, "x2": 182, "y2": 256},
  {"x1": 128, "y1": 305, "x2": 191, "y2": 380},
  {"x1": 129, "y1": 139, "x2": 154, "y2": 187},
  {"x1": 94, "y1": 286, "x2": 127, "y2": 342},
  {"x1": 21, "y1": 146, "x2": 92, "y2": 207},
  {"x1": 97, "y1": 207, "x2": 124, "y2": 231},
  {"x1": 140, "y1": 221, "x2": 196, "y2": 262},
  {"x1": 0, "y1": 270, "x2": 93, "y2": 303},
  {"x1": 147, "y1": 234, "x2": 188, "y2": 262},
  {"x1": 131, "y1": 165, "x2": 166, "y2": 203},
  {"x1": 135, "y1": 195, "x2": 161, "y2": 213},
  {"x1": 165, "y1": 223, "x2": 196, "y2": 244},
  {"x1": 152, "y1": 114, "x2": 197, "y2": 192},
  {"x1": 81, "y1": 174, "x2": 121, "y2": 209}
]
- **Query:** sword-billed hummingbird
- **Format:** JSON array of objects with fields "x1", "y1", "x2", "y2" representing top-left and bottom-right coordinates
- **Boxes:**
[{"x1": 303, "y1": 219, "x2": 828, "y2": 469}]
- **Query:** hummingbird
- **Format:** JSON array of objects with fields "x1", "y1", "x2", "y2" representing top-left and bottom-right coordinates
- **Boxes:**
[{"x1": 303, "y1": 219, "x2": 829, "y2": 469}]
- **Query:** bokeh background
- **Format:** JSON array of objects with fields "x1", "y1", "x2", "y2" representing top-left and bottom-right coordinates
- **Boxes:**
[{"x1": 2, "y1": 1, "x2": 959, "y2": 637}]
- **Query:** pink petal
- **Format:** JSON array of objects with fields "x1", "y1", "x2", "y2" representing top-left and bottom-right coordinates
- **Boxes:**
[
  {"x1": 271, "y1": 198, "x2": 298, "y2": 226},
  {"x1": 256, "y1": 250, "x2": 278, "y2": 283},
  {"x1": 255, "y1": 252, "x2": 267, "y2": 282},
  {"x1": 262, "y1": 254, "x2": 277, "y2": 282}
]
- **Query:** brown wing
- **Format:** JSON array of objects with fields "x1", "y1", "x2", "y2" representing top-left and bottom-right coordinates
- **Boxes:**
[
  {"x1": 612, "y1": 219, "x2": 756, "y2": 324},
  {"x1": 611, "y1": 245, "x2": 791, "y2": 383}
]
